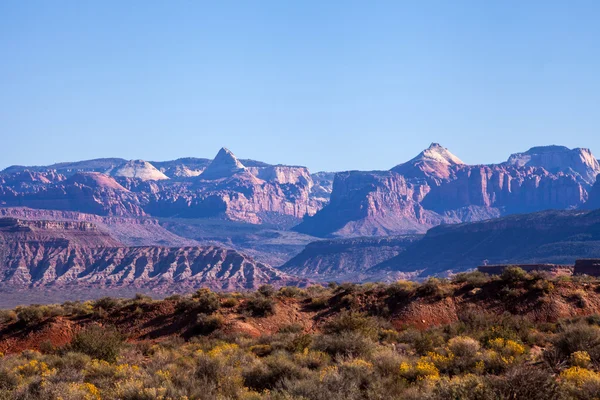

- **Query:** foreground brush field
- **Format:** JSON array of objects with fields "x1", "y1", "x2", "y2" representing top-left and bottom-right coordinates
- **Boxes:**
[{"x1": 2, "y1": 269, "x2": 600, "y2": 399}]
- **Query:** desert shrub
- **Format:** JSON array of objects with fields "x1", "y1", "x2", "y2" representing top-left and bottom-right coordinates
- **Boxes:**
[
  {"x1": 501, "y1": 267, "x2": 528, "y2": 283},
  {"x1": 399, "y1": 329, "x2": 445, "y2": 355},
  {"x1": 560, "y1": 366, "x2": 600, "y2": 399},
  {"x1": 246, "y1": 295, "x2": 276, "y2": 317},
  {"x1": 417, "y1": 278, "x2": 453, "y2": 298},
  {"x1": 221, "y1": 296, "x2": 239, "y2": 308},
  {"x1": 286, "y1": 334, "x2": 313, "y2": 353},
  {"x1": 500, "y1": 285, "x2": 521, "y2": 299},
  {"x1": 164, "y1": 294, "x2": 182, "y2": 301},
  {"x1": 16, "y1": 305, "x2": 46, "y2": 326},
  {"x1": 307, "y1": 296, "x2": 329, "y2": 310},
  {"x1": 93, "y1": 297, "x2": 120, "y2": 311},
  {"x1": 322, "y1": 311, "x2": 379, "y2": 340},
  {"x1": 192, "y1": 288, "x2": 221, "y2": 314},
  {"x1": 431, "y1": 374, "x2": 493, "y2": 400},
  {"x1": 313, "y1": 332, "x2": 376, "y2": 358},
  {"x1": 334, "y1": 282, "x2": 358, "y2": 295},
  {"x1": 386, "y1": 280, "x2": 418, "y2": 300},
  {"x1": 487, "y1": 365, "x2": 561, "y2": 400},
  {"x1": 278, "y1": 323, "x2": 303, "y2": 334},
  {"x1": 194, "y1": 313, "x2": 225, "y2": 335},
  {"x1": 250, "y1": 344, "x2": 273, "y2": 357},
  {"x1": 258, "y1": 284, "x2": 276, "y2": 298},
  {"x1": 571, "y1": 290, "x2": 588, "y2": 308},
  {"x1": 175, "y1": 297, "x2": 197, "y2": 313},
  {"x1": 452, "y1": 271, "x2": 490, "y2": 287},
  {"x1": 243, "y1": 353, "x2": 306, "y2": 392},
  {"x1": 62, "y1": 301, "x2": 92, "y2": 317},
  {"x1": 278, "y1": 286, "x2": 304, "y2": 298},
  {"x1": 531, "y1": 278, "x2": 555, "y2": 294},
  {"x1": 554, "y1": 323, "x2": 600, "y2": 362},
  {"x1": 448, "y1": 335, "x2": 480, "y2": 358},
  {"x1": 132, "y1": 293, "x2": 152, "y2": 303},
  {"x1": 587, "y1": 314, "x2": 600, "y2": 326},
  {"x1": 70, "y1": 324, "x2": 123, "y2": 362},
  {"x1": 0, "y1": 309, "x2": 17, "y2": 324}
]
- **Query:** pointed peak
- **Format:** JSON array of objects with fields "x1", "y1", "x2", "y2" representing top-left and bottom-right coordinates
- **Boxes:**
[
  {"x1": 200, "y1": 147, "x2": 247, "y2": 180},
  {"x1": 418, "y1": 143, "x2": 464, "y2": 166}
]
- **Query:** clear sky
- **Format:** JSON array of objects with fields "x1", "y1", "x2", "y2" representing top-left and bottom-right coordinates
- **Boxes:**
[{"x1": 1, "y1": 1, "x2": 599, "y2": 172}]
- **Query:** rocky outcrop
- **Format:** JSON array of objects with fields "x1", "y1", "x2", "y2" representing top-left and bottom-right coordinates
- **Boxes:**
[
  {"x1": 584, "y1": 175, "x2": 600, "y2": 210},
  {"x1": 506, "y1": 145, "x2": 600, "y2": 185},
  {"x1": 200, "y1": 148, "x2": 247, "y2": 180},
  {"x1": 0, "y1": 217, "x2": 300, "y2": 290},
  {"x1": 280, "y1": 235, "x2": 420, "y2": 281},
  {"x1": 109, "y1": 160, "x2": 169, "y2": 181},
  {"x1": 297, "y1": 144, "x2": 596, "y2": 237},
  {"x1": 392, "y1": 143, "x2": 464, "y2": 180}
]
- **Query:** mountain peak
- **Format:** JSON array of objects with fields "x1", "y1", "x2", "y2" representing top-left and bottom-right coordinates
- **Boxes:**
[
  {"x1": 506, "y1": 145, "x2": 600, "y2": 185},
  {"x1": 111, "y1": 160, "x2": 169, "y2": 181},
  {"x1": 200, "y1": 148, "x2": 247, "y2": 180},
  {"x1": 417, "y1": 143, "x2": 464, "y2": 166},
  {"x1": 391, "y1": 143, "x2": 464, "y2": 179}
]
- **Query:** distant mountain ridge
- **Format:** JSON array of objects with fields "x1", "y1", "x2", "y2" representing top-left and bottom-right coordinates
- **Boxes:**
[
  {"x1": 296, "y1": 144, "x2": 600, "y2": 237},
  {"x1": 1, "y1": 144, "x2": 598, "y2": 236},
  {"x1": 0, "y1": 216, "x2": 299, "y2": 290}
]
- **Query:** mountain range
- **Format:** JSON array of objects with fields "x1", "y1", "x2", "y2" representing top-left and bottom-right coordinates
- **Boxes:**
[{"x1": 0, "y1": 143, "x2": 599, "y2": 298}]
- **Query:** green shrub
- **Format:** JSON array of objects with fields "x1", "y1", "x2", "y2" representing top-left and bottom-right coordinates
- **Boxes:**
[
  {"x1": 386, "y1": 280, "x2": 418, "y2": 300},
  {"x1": 70, "y1": 324, "x2": 123, "y2": 362},
  {"x1": 452, "y1": 271, "x2": 490, "y2": 287},
  {"x1": 313, "y1": 332, "x2": 376, "y2": 358},
  {"x1": 221, "y1": 297, "x2": 239, "y2": 308},
  {"x1": 246, "y1": 295, "x2": 276, "y2": 317},
  {"x1": 192, "y1": 288, "x2": 221, "y2": 314},
  {"x1": 132, "y1": 293, "x2": 152, "y2": 303},
  {"x1": 554, "y1": 323, "x2": 600, "y2": 362},
  {"x1": 418, "y1": 278, "x2": 453, "y2": 298},
  {"x1": 243, "y1": 354, "x2": 305, "y2": 392},
  {"x1": 278, "y1": 286, "x2": 305, "y2": 298},
  {"x1": 307, "y1": 296, "x2": 329, "y2": 310},
  {"x1": 16, "y1": 305, "x2": 46, "y2": 326},
  {"x1": 0, "y1": 309, "x2": 17, "y2": 324},
  {"x1": 258, "y1": 284, "x2": 276, "y2": 297},
  {"x1": 194, "y1": 313, "x2": 225, "y2": 335},
  {"x1": 501, "y1": 267, "x2": 528, "y2": 283},
  {"x1": 322, "y1": 311, "x2": 379, "y2": 340},
  {"x1": 93, "y1": 297, "x2": 120, "y2": 311}
]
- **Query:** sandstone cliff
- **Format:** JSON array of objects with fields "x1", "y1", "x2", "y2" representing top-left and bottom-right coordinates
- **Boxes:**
[{"x1": 296, "y1": 144, "x2": 597, "y2": 237}]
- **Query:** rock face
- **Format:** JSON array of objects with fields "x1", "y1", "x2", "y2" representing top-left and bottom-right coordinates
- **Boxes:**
[
  {"x1": 505, "y1": 145, "x2": 600, "y2": 185},
  {"x1": 0, "y1": 171, "x2": 146, "y2": 217},
  {"x1": 392, "y1": 142, "x2": 464, "y2": 180},
  {"x1": 200, "y1": 148, "x2": 248, "y2": 180},
  {"x1": 0, "y1": 149, "x2": 323, "y2": 224},
  {"x1": 0, "y1": 207, "x2": 199, "y2": 247},
  {"x1": 280, "y1": 235, "x2": 420, "y2": 281},
  {"x1": 584, "y1": 175, "x2": 600, "y2": 210},
  {"x1": 0, "y1": 217, "x2": 299, "y2": 290},
  {"x1": 110, "y1": 160, "x2": 169, "y2": 181},
  {"x1": 296, "y1": 144, "x2": 596, "y2": 237}
]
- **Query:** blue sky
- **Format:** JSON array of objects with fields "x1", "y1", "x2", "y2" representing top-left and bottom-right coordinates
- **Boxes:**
[{"x1": 1, "y1": 1, "x2": 599, "y2": 172}]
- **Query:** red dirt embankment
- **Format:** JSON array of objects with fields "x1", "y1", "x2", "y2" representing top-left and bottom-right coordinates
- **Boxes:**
[{"x1": 2, "y1": 279, "x2": 600, "y2": 354}]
